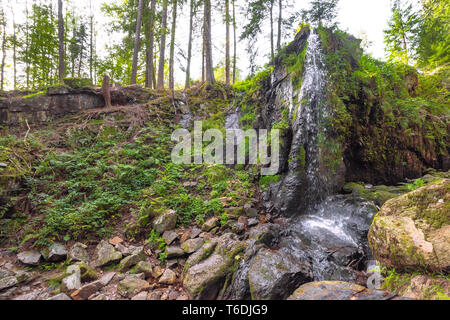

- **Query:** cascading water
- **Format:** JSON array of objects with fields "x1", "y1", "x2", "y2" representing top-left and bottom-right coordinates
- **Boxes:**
[
  {"x1": 289, "y1": 30, "x2": 330, "y2": 208},
  {"x1": 226, "y1": 29, "x2": 378, "y2": 299}
]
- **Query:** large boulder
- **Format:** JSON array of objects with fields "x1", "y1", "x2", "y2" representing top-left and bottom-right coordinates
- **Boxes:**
[
  {"x1": 248, "y1": 248, "x2": 313, "y2": 300},
  {"x1": 183, "y1": 233, "x2": 246, "y2": 300},
  {"x1": 288, "y1": 281, "x2": 399, "y2": 300},
  {"x1": 368, "y1": 179, "x2": 450, "y2": 272}
]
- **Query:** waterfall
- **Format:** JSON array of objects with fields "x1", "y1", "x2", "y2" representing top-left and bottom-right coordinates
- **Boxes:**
[{"x1": 276, "y1": 30, "x2": 331, "y2": 215}]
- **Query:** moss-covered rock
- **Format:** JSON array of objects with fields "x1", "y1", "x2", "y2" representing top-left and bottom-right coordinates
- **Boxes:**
[
  {"x1": 368, "y1": 179, "x2": 450, "y2": 272},
  {"x1": 182, "y1": 233, "x2": 246, "y2": 299}
]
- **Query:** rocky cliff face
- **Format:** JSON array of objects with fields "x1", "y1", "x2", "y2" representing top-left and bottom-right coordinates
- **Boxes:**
[
  {"x1": 0, "y1": 85, "x2": 157, "y2": 126},
  {"x1": 245, "y1": 26, "x2": 449, "y2": 216}
]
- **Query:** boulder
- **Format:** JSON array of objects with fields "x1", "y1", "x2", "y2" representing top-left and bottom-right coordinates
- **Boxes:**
[
  {"x1": 45, "y1": 243, "x2": 68, "y2": 262},
  {"x1": 117, "y1": 251, "x2": 146, "y2": 273},
  {"x1": 135, "y1": 261, "x2": 153, "y2": 277},
  {"x1": 183, "y1": 233, "x2": 246, "y2": 299},
  {"x1": 61, "y1": 272, "x2": 81, "y2": 294},
  {"x1": 288, "y1": 281, "x2": 396, "y2": 300},
  {"x1": 166, "y1": 246, "x2": 185, "y2": 259},
  {"x1": 0, "y1": 276, "x2": 18, "y2": 291},
  {"x1": 202, "y1": 217, "x2": 219, "y2": 232},
  {"x1": 17, "y1": 251, "x2": 42, "y2": 266},
  {"x1": 181, "y1": 238, "x2": 204, "y2": 254},
  {"x1": 162, "y1": 231, "x2": 179, "y2": 245},
  {"x1": 92, "y1": 240, "x2": 122, "y2": 268},
  {"x1": 248, "y1": 248, "x2": 313, "y2": 300},
  {"x1": 159, "y1": 269, "x2": 177, "y2": 285},
  {"x1": 368, "y1": 179, "x2": 450, "y2": 272},
  {"x1": 69, "y1": 242, "x2": 89, "y2": 262},
  {"x1": 117, "y1": 275, "x2": 150, "y2": 298},
  {"x1": 152, "y1": 209, "x2": 177, "y2": 234}
]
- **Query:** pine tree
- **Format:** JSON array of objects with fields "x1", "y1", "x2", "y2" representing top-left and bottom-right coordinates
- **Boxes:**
[{"x1": 157, "y1": 0, "x2": 169, "y2": 89}]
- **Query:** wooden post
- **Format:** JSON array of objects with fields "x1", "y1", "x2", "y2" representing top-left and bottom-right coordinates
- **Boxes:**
[{"x1": 102, "y1": 74, "x2": 112, "y2": 108}]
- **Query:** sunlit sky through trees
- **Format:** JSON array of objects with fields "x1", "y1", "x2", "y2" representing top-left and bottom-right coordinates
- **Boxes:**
[{"x1": 3, "y1": 0, "x2": 403, "y2": 89}]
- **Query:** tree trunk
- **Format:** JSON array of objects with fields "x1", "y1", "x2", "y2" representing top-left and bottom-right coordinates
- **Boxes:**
[
  {"x1": 185, "y1": 0, "x2": 195, "y2": 89},
  {"x1": 58, "y1": 0, "x2": 65, "y2": 83},
  {"x1": 11, "y1": 3, "x2": 17, "y2": 89},
  {"x1": 270, "y1": 0, "x2": 274, "y2": 60},
  {"x1": 277, "y1": 0, "x2": 282, "y2": 50},
  {"x1": 157, "y1": 0, "x2": 169, "y2": 89},
  {"x1": 102, "y1": 74, "x2": 112, "y2": 108},
  {"x1": 225, "y1": 0, "x2": 230, "y2": 86},
  {"x1": 89, "y1": 2, "x2": 94, "y2": 82},
  {"x1": 204, "y1": 0, "x2": 215, "y2": 85},
  {"x1": 232, "y1": 0, "x2": 236, "y2": 84},
  {"x1": 131, "y1": 0, "x2": 144, "y2": 85},
  {"x1": 146, "y1": 0, "x2": 156, "y2": 88},
  {"x1": 169, "y1": 0, "x2": 178, "y2": 91},
  {"x1": 0, "y1": 8, "x2": 6, "y2": 91}
]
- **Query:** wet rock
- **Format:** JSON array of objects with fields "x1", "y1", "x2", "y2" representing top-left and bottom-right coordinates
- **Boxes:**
[
  {"x1": 162, "y1": 231, "x2": 179, "y2": 245},
  {"x1": 159, "y1": 269, "x2": 177, "y2": 285},
  {"x1": 183, "y1": 233, "x2": 246, "y2": 299},
  {"x1": 248, "y1": 223, "x2": 280, "y2": 247},
  {"x1": 0, "y1": 276, "x2": 18, "y2": 291},
  {"x1": 117, "y1": 275, "x2": 150, "y2": 298},
  {"x1": 166, "y1": 246, "x2": 185, "y2": 259},
  {"x1": 248, "y1": 248, "x2": 313, "y2": 300},
  {"x1": 47, "y1": 293, "x2": 72, "y2": 300},
  {"x1": 92, "y1": 240, "x2": 122, "y2": 268},
  {"x1": 181, "y1": 238, "x2": 204, "y2": 254},
  {"x1": 17, "y1": 251, "x2": 42, "y2": 266},
  {"x1": 45, "y1": 243, "x2": 68, "y2": 262},
  {"x1": 288, "y1": 281, "x2": 395, "y2": 300},
  {"x1": 152, "y1": 209, "x2": 177, "y2": 234},
  {"x1": 69, "y1": 242, "x2": 88, "y2": 262},
  {"x1": 368, "y1": 179, "x2": 450, "y2": 272},
  {"x1": 202, "y1": 217, "x2": 219, "y2": 232}
]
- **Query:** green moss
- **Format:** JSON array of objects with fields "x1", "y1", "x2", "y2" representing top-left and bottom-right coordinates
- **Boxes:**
[{"x1": 63, "y1": 78, "x2": 93, "y2": 88}]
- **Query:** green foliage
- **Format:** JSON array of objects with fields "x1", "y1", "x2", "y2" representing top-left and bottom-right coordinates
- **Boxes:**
[
  {"x1": 301, "y1": 0, "x2": 339, "y2": 27},
  {"x1": 407, "y1": 178, "x2": 425, "y2": 191},
  {"x1": 258, "y1": 174, "x2": 281, "y2": 191},
  {"x1": 384, "y1": 1, "x2": 420, "y2": 65}
]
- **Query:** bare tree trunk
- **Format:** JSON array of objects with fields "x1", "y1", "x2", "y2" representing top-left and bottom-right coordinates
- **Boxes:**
[
  {"x1": 169, "y1": 0, "x2": 177, "y2": 91},
  {"x1": 157, "y1": 0, "x2": 169, "y2": 89},
  {"x1": 58, "y1": 0, "x2": 65, "y2": 83},
  {"x1": 204, "y1": 0, "x2": 215, "y2": 85},
  {"x1": 89, "y1": 0, "x2": 94, "y2": 82},
  {"x1": 277, "y1": 0, "x2": 282, "y2": 50},
  {"x1": 270, "y1": 0, "x2": 274, "y2": 60},
  {"x1": 225, "y1": 0, "x2": 230, "y2": 86},
  {"x1": 131, "y1": 0, "x2": 144, "y2": 85},
  {"x1": 232, "y1": 0, "x2": 236, "y2": 84},
  {"x1": 146, "y1": 0, "x2": 156, "y2": 88},
  {"x1": 185, "y1": 0, "x2": 195, "y2": 89},
  {"x1": 102, "y1": 74, "x2": 112, "y2": 108},
  {"x1": 0, "y1": 8, "x2": 6, "y2": 91},
  {"x1": 10, "y1": 2, "x2": 17, "y2": 89}
]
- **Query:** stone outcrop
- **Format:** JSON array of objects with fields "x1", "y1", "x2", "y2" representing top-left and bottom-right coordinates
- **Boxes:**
[
  {"x1": 368, "y1": 179, "x2": 450, "y2": 273},
  {"x1": 183, "y1": 233, "x2": 246, "y2": 300}
]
